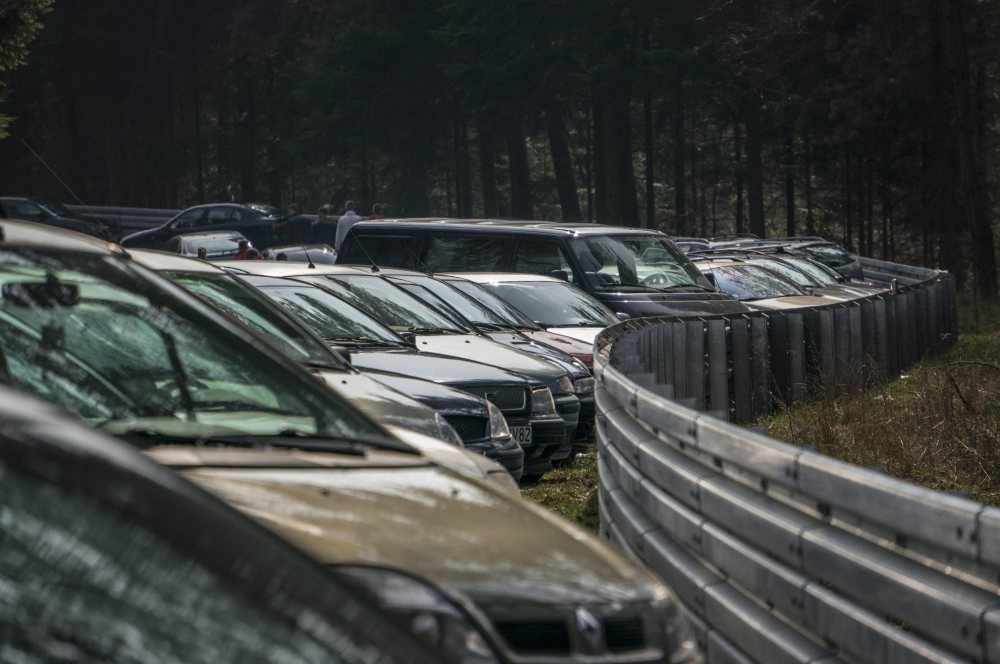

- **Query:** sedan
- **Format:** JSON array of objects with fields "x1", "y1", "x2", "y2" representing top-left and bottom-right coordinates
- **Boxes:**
[
  {"x1": 693, "y1": 258, "x2": 840, "y2": 310},
  {"x1": 1, "y1": 195, "x2": 114, "y2": 238},
  {"x1": 120, "y1": 202, "x2": 282, "y2": 250}
]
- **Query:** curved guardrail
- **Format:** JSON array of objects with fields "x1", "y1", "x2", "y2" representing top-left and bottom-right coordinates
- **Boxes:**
[{"x1": 594, "y1": 259, "x2": 999, "y2": 663}]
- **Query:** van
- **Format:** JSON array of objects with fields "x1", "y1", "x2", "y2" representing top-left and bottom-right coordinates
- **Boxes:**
[{"x1": 338, "y1": 219, "x2": 750, "y2": 318}]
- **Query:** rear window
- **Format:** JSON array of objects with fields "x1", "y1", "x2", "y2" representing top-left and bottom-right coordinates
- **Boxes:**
[
  {"x1": 424, "y1": 236, "x2": 506, "y2": 272},
  {"x1": 804, "y1": 245, "x2": 854, "y2": 267},
  {"x1": 340, "y1": 234, "x2": 421, "y2": 269}
]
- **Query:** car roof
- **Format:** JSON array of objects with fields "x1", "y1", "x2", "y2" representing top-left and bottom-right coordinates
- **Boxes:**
[
  {"x1": 438, "y1": 272, "x2": 569, "y2": 284},
  {"x1": 0, "y1": 218, "x2": 124, "y2": 255},
  {"x1": 129, "y1": 249, "x2": 228, "y2": 274},
  {"x1": 352, "y1": 218, "x2": 667, "y2": 237},
  {"x1": 216, "y1": 261, "x2": 372, "y2": 278}
]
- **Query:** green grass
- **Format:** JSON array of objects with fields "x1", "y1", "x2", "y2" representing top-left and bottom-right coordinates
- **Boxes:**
[{"x1": 520, "y1": 451, "x2": 600, "y2": 532}]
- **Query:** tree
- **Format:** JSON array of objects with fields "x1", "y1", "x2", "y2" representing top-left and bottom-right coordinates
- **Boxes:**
[{"x1": 0, "y1": 0, "x2": 53, "y2": 138}]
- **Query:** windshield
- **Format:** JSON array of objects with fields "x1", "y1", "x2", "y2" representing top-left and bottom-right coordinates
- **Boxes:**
[
  {"x1": 706, "y1": 264, "x2": 806, "y2": 300},
  {"x1": 0, "y1": 249, "x2": 385, "y2": 443},
  {"x1": 443, "y1": 278, "x2": 539, "y2": 329},
  {"x1": 487, "y1": 281, "x2": 618, "y2": 327},
  {"x1": 749, "y1": 258, "x2": 819, "y2": 287},
  {"x1": 803, "y1": 244, "x2": 855, "y2": 268},
  {"x1": 388, "y1": 275, "x2": 509, "y2": 328},
  {"x1": 310, "y1": 274, "x2": 469, "y2": 334},
  {"x1": 259, "y1": 283, "x2": 405, "y2": 346},
  {"x1": 568, "y1": 235, "x2": 713, "y2": 292},
  {"x1": 783, "y1": 256, "x2": 841, "y2": 285},
  {"x1": 169, "y1": 272, "x2": 345, "y2": 367}
]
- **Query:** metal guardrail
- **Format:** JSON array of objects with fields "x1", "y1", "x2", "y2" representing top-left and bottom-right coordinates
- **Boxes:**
[
  {"x1": 593, "y1": 259, "x2": 994, "y2": 662},
  {"x1": 66, "y1": 204, "x2": 178, "y2": 236}
]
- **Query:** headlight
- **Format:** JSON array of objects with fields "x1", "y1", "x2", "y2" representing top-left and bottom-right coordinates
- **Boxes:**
[
  {"x1": 648, "y1": 592, "x2": 699, "y2": 664},
  {"x1": 435, "y1": 412, "x2": 465, "y2": 447},
  {"x1": 486, "y1": 402, "x2": 511, "y2": 441},
  {"x1": 556, "y1": 375, "x2": 574, "y2": 395},
  {"x1": 573, "y1": 376, "x2": 595, "y2": 395},
  {"x1": 337, "y1": 566, "x2": 499, "y2": 664},
  {"x1": 531, "y1": 387, "x2": 557, "y2": 415}
]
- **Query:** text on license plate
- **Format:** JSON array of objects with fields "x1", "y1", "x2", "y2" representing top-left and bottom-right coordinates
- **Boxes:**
[{"x1": 510, "y1": 426, "x2": 533, "y2": 446}]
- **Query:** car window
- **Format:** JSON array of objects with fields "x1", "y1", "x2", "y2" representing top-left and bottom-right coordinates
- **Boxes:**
[
  {"x1": 5, "y1": 200, "x2": 46, "y2": 222},
  {"x1": 803, "y1": 244, "x2": 854, "y2": 267},
  {"x1": 389, "y1": 275, "x2": 508, "y2": 327},
  {"x1": 784, "y1": 257, "x2": 840, "y2": 285},
  {"x1": 340, "y1": 233, "x2": 420, "y2": 269},
  {"x1": 568, "y1": 235, "x2": 711, "y2": 292},
  {"x1": 0, "y1": 465, "x2": 339, "y2": 663},
  {"x1": 707, "y1": 264, "x2": 805, "y2": 300},
  {"x1": 164, "y1": 236, "x2": 182, "y2": 253},
  {"x1": 489, "y1": 281, "x2": 619, "y2": 327},
  {"x1": 260, "y1": 284, "x2": 406, "y2": 346},
  {"x1": 751, "y1": 258, "x2": 819, "y2": 287},
  {"x1": 204, "y1": 207, "x2": 241, "y2": 227},
  {"x1": 171, "y1": 209, "x2": 204, "y2": 231},
  {"x1": 423, "y1": 235, "x2": 506, "y2": 272},
  {"x1": 0, "y1": 248, "x2": 383, "y2": 442},
  {"x1": 444, "y1": 278, "x2": 539, "y2": 329},
  {"x1": 513, "y1": 240, "x2": 577, "y2": 283}
]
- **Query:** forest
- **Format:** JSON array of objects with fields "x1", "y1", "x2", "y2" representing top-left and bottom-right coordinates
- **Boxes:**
[{"x1": 0, "y1": 0, "x2": 997, "y2": 299}]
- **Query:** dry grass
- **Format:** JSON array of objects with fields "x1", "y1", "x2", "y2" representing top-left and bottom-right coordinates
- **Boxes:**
[
  {"x1": 520, "y1": 451, "x2": 600, "y2": 532},
  {"x1": 765, "y1": 299, "x2": 1000, "y2": 504}
]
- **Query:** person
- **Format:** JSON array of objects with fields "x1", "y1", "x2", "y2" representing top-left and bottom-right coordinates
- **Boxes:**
[
  {"x1": 197, "y1": 246, "x2": 208, "y2": 259},
  {"x1": 334, "y1": 200, "x2": 362, "y2": 252},
  {"x1": 284, "y1": 203, "x2": 312, "y2": 243},
  {"x1": 245, "y1": 247, "x2": 263, "y2": 260},
  {"x1": 310, "y1": 205, "x2": 337, "y2": 245},
  {"x1": 368, "y1": 203, "x2": 385, "y2": 220},
  {"x1": 234, "y1": 240, "x2": 250, "y2": 260}
]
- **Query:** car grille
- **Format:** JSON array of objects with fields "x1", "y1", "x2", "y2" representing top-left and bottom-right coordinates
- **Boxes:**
[
  {"x1": 494, "y1": 620, "x2": 570, "y2": 654},
  {"x1": 444, "y1": 415, "x2": 489, "y2": 442},
  {"x1": 605, "y1": 617, "x2": 645, "y2": 653},
  {"x1": 490, "y1": 611, "x2": 649, "y2": 658},
  {"x1": 465, "y1": 386, "x2": 527, "y2": 413}
]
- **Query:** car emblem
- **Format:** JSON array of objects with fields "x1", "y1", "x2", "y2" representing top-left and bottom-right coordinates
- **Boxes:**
[{"x1": 575, "y1": 607, "x2": 602, "y2": 651}]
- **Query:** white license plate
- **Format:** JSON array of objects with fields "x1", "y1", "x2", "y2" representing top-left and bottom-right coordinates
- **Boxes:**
[{"x1": 510, "y1": 426, "x2": 533, "y2": 446}]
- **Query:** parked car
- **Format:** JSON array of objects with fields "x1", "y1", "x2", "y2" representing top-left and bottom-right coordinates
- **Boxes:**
[
  {"x1": 692, "y1": 257, "x2": 841, "y2": 310},
  {"x1": 162, "y1": 230, "x2": 249, "y2": 260},
  {"x1": 120, "y1": 202, "x2": 282, "y2": 251},
  {"x1": 449, "y1": 273, "x2": 620, "y2": 346},
  {"x1": 232, "y1": 271, "x2": 566, "y2": 478},
  {"x1": 0, "y1": 195, "x2": 114, "y2": 238},
  {"x1": 670, "y1": 236, "x2": 712, "y2": 253},
  {"x1": 710, "y1": 237, "x2": 864, "y2": 280},
  {"x1": 223, "y1": 262, "x2": 583, "y2": 472},
  {"x1": 130, "y1": 249, "x2": 524, "y2": 481},
  {"x1": 0, "y1": 385, "x2": 441, "y2": 663},
  {"x1": 0, "y1": 219, "x2": 696, "y2": 664},
  {"x1": 336, "y1": 219, "x2": 749, "y2": 318},
  {"x1": 265, "y1": 243, "x2": 338, "y2": 264}
]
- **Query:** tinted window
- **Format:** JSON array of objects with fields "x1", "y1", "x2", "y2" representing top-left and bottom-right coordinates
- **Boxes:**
[
  {"x1": 513, "y1": 240, "x2": 577, "y2": 283},
  {"x1": 423, "y1": 235, "x2": 506, "y2": 272},
  {"x1": 171, "y1": 209, "x2": 204, "y2": 230},
  {"x1": 804, "y1": 245, "x2": 854, "y2": 267},
  {"x1": 489, "y1": 281, "x2": 618, "y2": 327},
  {"x1": 0, "y1": 466, "x2": 337, "y2": 663},
  {"x1": 205, "y1": 207, "x2": 241, "y2": 226},
  {"x1": 341, "y1": 233, "x2": 421, "y2": 269}
]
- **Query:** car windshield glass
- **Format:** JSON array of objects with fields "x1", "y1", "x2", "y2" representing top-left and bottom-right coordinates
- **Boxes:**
[
  {"x1": 784, "y1": 257, "x2": 840, "y2": 285},
  {"x1": 314, "y1": 275, "x2": 469, "y2": 334},
  {"x1": 804, "y1": 244, "x2": 854, "y2": 267},
  {"x1": 260, "y1": 284, "x2": 405, "y2": 346},
  {"x1": 169, "y1": 272, "x2": 343, "y2": 367},
  {"x1": 0, "y1": 249, "x2": 384, "y2": 442},
  {"x1": 568, "y1": 235, "x2": 713, "y2": 292},
  {"x1": 390, "y1": 275, "x2": 508, "y2": 327},
  {"x1": 750, "y1": 258, "x2": 819, "y2": 287},
  {"x1": 444, "y1": 279, "x2": 539, "y2": 329},
  {"x1": 183, "y1": 239, "x2": 242, "y2": 257},
  {"x1": 707, "y1": 265, "x2": 806, "y2": 300},
  {"x1": 488, "y1": 281, "x2": 618, "y2": 327}
]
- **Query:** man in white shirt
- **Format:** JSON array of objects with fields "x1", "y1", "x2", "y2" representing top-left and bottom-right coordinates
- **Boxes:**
[{"x1": 334, "y1": 200, "x2": 363, "y2": 251}]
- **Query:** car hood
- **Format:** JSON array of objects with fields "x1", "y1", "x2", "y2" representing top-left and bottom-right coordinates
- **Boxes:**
[
  {"x1": 348, "y1": 349, "x2": 536, "y2": 389},
  {"x1": 482, "y1": 331, "x2": 589, "y2": 379},
  {"x1": 317, "y1": 370, "x2": 441, "y2": 437},
  {"x1": 523, "y1": 330, "x2": 594, "y2": 359},
  {"x1": 175, "y1": 462, "x2": 658, "y2": 606},
  {"x1": 364, "y1": 372, "x2": 489, "y2": 417},
  {"x1": 543, "y1": 326, "x2": 603, "y2": 345},
  {"x1": 596, "y1": 290, "x2": 749, "y2": 317},
  {"x1": 745, "y1": 295, "x2": 839, "y2": 310},
  {"x1": 414, "y1": 334, "x2": 567, "y2": 388},
  {"x1": 812, "y1": 284, "x2": 886, "y2": 300}
]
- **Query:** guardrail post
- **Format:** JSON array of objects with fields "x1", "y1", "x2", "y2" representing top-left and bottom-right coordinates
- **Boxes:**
[
  {"x1": 707, "y1": 319, "x2": 729, "y2": 419},
  {"x1": 687, "y1": 320, "x2": 707, "y2": 410},
  {"x1": 731, "y1": 318, "x2": 753, "y2": 422},
  {"x1": 749, "y1": 315, "x2": 770, "y2": 416}
]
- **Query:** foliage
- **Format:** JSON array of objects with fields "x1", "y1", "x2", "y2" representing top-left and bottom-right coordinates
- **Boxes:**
[{"x1": 0, "y1": 0, "x2": 52, "y2": 138}]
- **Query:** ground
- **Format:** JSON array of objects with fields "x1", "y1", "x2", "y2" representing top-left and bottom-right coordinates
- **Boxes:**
[{"x1": 521, "y1": 451, "x2": 600, "y2": 532}]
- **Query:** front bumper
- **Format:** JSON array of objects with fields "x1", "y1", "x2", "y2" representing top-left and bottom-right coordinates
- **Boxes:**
[
  {"x1": 551, "y1": 393, "x2": 581, "y2": 462},
  {"x1": 507, "y1": 414, "x2": 566, "y2": 476},
  {"x1": 468, "y1": 441, "x2": 525, "y2": 482},
  {"x1": 574, "y1": 394, "x2": 596, "y2": 452}
]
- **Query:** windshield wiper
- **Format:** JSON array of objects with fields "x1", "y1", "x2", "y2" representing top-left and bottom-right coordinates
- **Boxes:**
[
  {"x1": 115, "y1": 427, "x2": 411, "y2": 456},
  {"x1": 326, "y1": 336, "x2": 400, "y2": 346},
  {"x1": 405, "y1": 326, "x2": 459, "y2": 335}
]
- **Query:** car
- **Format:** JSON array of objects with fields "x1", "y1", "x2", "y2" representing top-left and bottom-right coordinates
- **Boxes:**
[
  {"x1": 130, "y1": 249, "x2": 524, "y2": 481},
  {"x1": 710, "y1": 237, "x2": 865, "y2": 280},
  {"x1": 447, "y1": 272, "x2": 621, "y2": 346},
  {"x1": 691, "y1": 257, "x2": 842, "y2": 310},
  {"x1": 265, "y1": 243, "x2": 338, "y2": 264},
  {"x1": 336, "y1": 218, "x2": 750, "y2": 318},
  {"x1": 670, "y1": 236, "x2": 712, "y2": 253},
  {"x1": 222, "y1": 261, "x2": 584, "y2": 472},
  {"x1": 0, "y1": 195, "x2": 114, "y2": 238},
  {"x1": 0, "y1": 219, "x2": 696, "y2": 664},
  {"x1": 232, "y1": 271, "x2": 567, "y2": 478},
  {"x1": 0, "y1": 385, "x2": 442, "y2": 663},
  {"x1": 120, "y1": 202, "x2": 282, "y2": 251},
  {"x1": 162, "y1": 229, "x2": 250, "y2": 260}
]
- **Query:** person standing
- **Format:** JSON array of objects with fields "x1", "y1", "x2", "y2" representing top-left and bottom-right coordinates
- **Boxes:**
[
  {"x1": 368, "y1": 203, "x2": 385, "y2": 220},
  {"x1": 310, "y1": 205, "x2": 337, "y2": 245},
  {"x1": 334, "y1": 200, "x2": 362, "y2": 251}
]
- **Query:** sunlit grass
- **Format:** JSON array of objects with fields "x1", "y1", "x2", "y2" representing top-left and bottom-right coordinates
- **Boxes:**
[{"x1": 521, "y1": 451, "x2": 600, "y2": 533}]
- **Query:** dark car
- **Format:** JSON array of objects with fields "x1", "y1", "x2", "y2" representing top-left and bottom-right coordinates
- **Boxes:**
[
  {"x1": 120, "y1": 202, "x2": 282, "y2": 250},
  {"x1": 336, "y1": 219, "x2": 749, "y2": 318},
  {"x1": 710, "y1": 237, "x2": 865, "y2": 280},
  {"x1": 0, "y1": 385, "x2": 440, "y2": 663},
  {"x1": 0, "y1": 196, "x2": 113, "y2": 239}
]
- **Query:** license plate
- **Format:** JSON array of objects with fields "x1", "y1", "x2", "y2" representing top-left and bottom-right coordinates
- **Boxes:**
[{"x1": 510, "y1": 426, "x2": 533, "y2": 446}]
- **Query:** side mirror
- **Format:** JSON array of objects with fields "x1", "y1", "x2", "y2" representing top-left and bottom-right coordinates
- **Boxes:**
[
  {"x1": 398, "y1": 331, "x2": 418, "y2": 346},
  {"x1": 703, "y1": 272, "x2": 717, "y2": 287},
  {"x1": 616, "y1": 312, "x2": 631, "y2": 321},
  {"x1": 549, "y1": 269, "x2": 569, "y2": 282}
]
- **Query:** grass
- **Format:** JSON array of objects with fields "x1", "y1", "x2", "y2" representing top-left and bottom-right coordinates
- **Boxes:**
[
  {"x1": 521, "y1": 451, "x2": 600, "y2": 532},
  {"x1": 764, "y1": 298, "x2": 1000, "y2": 504}
]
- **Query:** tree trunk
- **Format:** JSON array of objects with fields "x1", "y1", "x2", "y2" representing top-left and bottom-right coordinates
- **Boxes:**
[
  {"x1": 946, "y1": 0, "x2": 997, "y2": 299},
  {"x1": 744, "y1": 98, "x2": 765, "y2": 237},
  {"x1": 643, "y1": 89, "x2": 655, "y2": 228},
  {"x1": 734, "y1": 119, "x2": 745, "y2": 235},
  {"x1": 459, "y1": 119, "x2": 472, "y2": 217},
  {"x1": 843, "y1": 152, "x2": 853, "y2": 251},
  {"x1": 804, "y1": 130, "x2": 814, "y2": 235},
  {"x1": 478, "y1": 122, "x2": 499, "y2": 217},
  {"x1": 592, "y1": 100, "x2": 608, "y2": 223},
  {"x1": 236, "y1": 66, "x2": 257, "y2": 202},
  {"x1": 672, "y1": 79, "x2": 687, "y2": 235},
  {"x1": 784, "y1": 135, "x2": 795, "y2": 237},
  {"x1": 546, "y1": 107, "x2": 582, "y2": 222},
  {"x1": 506, "y1": 117, "x2": 534, "y2": 219}
]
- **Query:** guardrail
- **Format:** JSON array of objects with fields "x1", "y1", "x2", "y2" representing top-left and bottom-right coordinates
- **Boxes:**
[
  {"x1": 66, "y1": 204, "x2": 178, "y2": 236},
  {"x1": 593, "y1": 259, "x2": 996, "y2": 662}
]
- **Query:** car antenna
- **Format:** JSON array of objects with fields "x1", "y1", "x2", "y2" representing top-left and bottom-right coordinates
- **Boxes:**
[
  {"x1": 21, "y1": 140, "x2": 101, "y2": 227},
  {"x1": 351, "y1": 234, "x2": 380, "y2": 273},
  {"x1": 285, "y1": 207, "x2": 317, "y2": 269}
]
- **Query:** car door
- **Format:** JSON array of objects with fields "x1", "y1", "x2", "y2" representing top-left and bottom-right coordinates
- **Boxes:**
[
  {"x1": 167, "y1": 207, "x2": 207, "y2": 237},
  {"x1": 511, "y1": 238, "x2": 579, "y2": 284}
]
